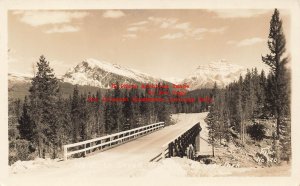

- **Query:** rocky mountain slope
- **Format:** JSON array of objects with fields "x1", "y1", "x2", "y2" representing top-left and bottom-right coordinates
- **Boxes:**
[{"x1": 62, "y1": 58, "x2": 163, "y2": 88}]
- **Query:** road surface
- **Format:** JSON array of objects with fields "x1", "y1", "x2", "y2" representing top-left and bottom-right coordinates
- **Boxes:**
[
  {"x1": 198, "y1": 115, "x2": 212, "y2": 156},
  {"x1": 6, "y1": 112, "x2": 208, "y2": 185}
]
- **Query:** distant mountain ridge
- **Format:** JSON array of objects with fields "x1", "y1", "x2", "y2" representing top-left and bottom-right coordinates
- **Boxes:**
[{"x1": 9, "y1": 58, "x2": 247, "y2": 91}]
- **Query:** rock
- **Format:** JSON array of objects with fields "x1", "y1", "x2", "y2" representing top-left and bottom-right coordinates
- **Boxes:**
[{"x1": 202, "y1": 158, "x2": 213, "y2": 164}]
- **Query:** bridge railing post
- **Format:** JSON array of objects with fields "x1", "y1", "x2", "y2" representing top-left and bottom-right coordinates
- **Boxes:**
[{"x1": 63, "y1": 145, "x2": 67, "y2": 161}]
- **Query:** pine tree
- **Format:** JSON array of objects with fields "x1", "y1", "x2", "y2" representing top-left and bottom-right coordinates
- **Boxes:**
[
  {"x1": 71, "y1": 85, "x2": 81, "y2": 142},
  {"x1": 104, "y1": 91, "x2": 114, "y2": 134},
  {"x1": 157, "y1": 83, "x2": 171, "y2": 124},
  {"x1": 8, "y1": 99, "x2": 21, "y2": 143},
  {"x1": 79, "y1": 94, "x2": 88, "y2": 141},
  {"x1": 205, "y1": 104, "x2": 218, "y2": 157},
  {"x1": 255, "y1": 70, "x2": 267, "y2": 118},
  {"x1": 122, "y1": 89, "x2": 131, "y2": 130},
  {"x1": 56, "y1": 95, "x2": 72, "y2": 150},
  {"x1": 139, "y1": 93, "x2": 148, "y2": 125},
  {"x1": 95, "y1": 90, "x2": 105, "y2": 135},
  {"x1": 111, "y1": 82, "x2": 124, "y2": 132},
  {"x1": 18, "y1": 96, "x2": 34, "y2": 141},
  {"x1": 206, "y1": 82, "x2": 218, "y2": 147},
  {"x1": 265, "y1": 73, "x2": 277, "y2": 116},
  {"x1": 8, "y1": 98, "x2": 21, "y2": 164},
  {"x1": 262, "y1": 8, "x2": 289, "y2": 140},
  {"x1": 29, "y1": 55, "x2": 60, "y2": 158},
  {"x1": 125, "y1": 88, "x2": 140, "y2": 129}
]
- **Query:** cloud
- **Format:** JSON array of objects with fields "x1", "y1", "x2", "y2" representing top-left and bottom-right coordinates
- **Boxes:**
[
  {"x1": 14, "y1": 10, "x2": 89, "y2": 27},
  {"x1": 102, "y1": 10, "x2": 125, "y2": 18},
  {"x1": 226, "y1": 40, "x2": 236, "y2": 45},
  {"x1": 174, "y1": 22, "x2": 191, "y2": 31},
  {"x1": 228, "y1": 37, "x2": 265, "y2": 47},
  {"x1": 123, "y1": 33, "x2": 137, "y2": 39},
  {"x1": 191, "y1": 28, "x2": 208, "y2": 35},
  {"x1": 45, "y1": 25, "x2": 79, "y2": 34},
  {"x1": 160, "y1": 19, "x2": 178, "y2": 28},
  {"x1": 194, "y1": 37, "x2": 203, "y2": 40},
  {"x1": 190, "y1": 26, "x2": 227, "y2": 36},
  {"x1": 127, "y1": 26, "x2": 146, "y2": 32},
  {"x1": 149, "y1": 17, "x2": 226, "y2": 40},
  {"x1": 148, "y1": 17, "x2": 178, "y2": 28},
  {"x1": 130, "y1": 21, "x2": 148, "y2": 26},
  {"x1": 237, "y1": 37, "x2": 265, "y2": 46},
  {"x1": 211, "y1": 10, "x2": 270, "y2": 18},
  {"x1": 160, "y1": 33, "x2": 184, "y2": 40},
  {"x1": 123, "y1": 19, "x2": 151, "y2": 39},
  {"x1": 209, "y1": 27, "x2": 227, "y2": 33},
  {"x1": 126, "y1": 16, "x2": 226, "y2": 41}
]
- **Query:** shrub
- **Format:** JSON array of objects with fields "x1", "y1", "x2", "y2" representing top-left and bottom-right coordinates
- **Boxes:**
[
  {"x1": 247, "y1": 123, "x2": 266, "y2": 141},
  {"x1": 9, "y1": 139, "x2": 32, "y2": 165}
]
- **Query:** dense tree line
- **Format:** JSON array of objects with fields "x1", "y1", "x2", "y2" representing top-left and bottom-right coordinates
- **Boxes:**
[{"x1": 205, "y1": 9, "x2": 291, "y2": 162}]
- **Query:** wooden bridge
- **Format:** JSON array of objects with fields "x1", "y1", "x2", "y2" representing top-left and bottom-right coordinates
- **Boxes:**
[
  {"x1": 63, "y1": 120, "x2": 203, "y2": 162},
  {"x1": 63, "y1": 122, "x2": 165, "y2": 160}
]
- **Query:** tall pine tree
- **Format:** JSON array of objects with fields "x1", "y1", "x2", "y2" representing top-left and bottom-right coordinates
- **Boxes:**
[
  {"x1": 29, "y1": 55, "x2": 60, "y2": 158},
  {"x1": 262, "y1": 9, "x2": 289, "y2": 140}
]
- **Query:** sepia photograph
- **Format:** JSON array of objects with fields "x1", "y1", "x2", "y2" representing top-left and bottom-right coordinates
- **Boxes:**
[{"x1": 1, "y1": 1, "x2": 300, "y2": 185}]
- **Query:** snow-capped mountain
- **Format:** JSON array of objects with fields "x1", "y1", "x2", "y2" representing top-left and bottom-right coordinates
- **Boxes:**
[
  {"x1": 8, "y1": 59, "x2": 248, "y2": 91},
  {"x1": 181, "y1": 60, "x2": 247, "y2": 90},
  {"x1": 62, "y1": 58, "x2": 164, "y2": 88},
  {"x1": 162, "y1": 77, "x2": 184, "y2": 85}
]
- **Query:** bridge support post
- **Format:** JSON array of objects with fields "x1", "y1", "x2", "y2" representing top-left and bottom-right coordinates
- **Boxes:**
[
  {"x1": 195, "y1": 131, "x2": 200, "y2": 153},
  {"x1": 168, "y1": 142, "x2": 174, "y2": 157}
]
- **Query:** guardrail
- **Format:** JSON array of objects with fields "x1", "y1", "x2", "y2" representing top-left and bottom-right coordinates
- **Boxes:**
[
  {"x1": 150, "y1": 122, "x2": 201, "y2": 162},
  {"x1": 63, "y1": 122, "x2": 165, "y2": 160}
]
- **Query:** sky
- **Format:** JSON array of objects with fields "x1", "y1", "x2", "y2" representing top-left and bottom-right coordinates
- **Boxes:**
[{"x1": 8, "y1": 9, "x2": 290, "y2": 79}]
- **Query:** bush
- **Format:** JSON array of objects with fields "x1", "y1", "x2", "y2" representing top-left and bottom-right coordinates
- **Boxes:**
[
  {"x1": 9, "y1": 139, "x2": 32, "y2": 165},
  {"x1": 247, "y1": 123, "x2": 266, "y2": 141}
]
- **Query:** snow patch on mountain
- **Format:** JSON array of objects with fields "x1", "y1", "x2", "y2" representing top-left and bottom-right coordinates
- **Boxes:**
[
  {"x1": 62, "y1": 58, "x2": 163, "y2": 88},
  {"x1": 182, "y1": 60, "x2": 247, "y2": 90},
  {"x1": 162, "y1": 77, "x2": 184, "y2": 85}
]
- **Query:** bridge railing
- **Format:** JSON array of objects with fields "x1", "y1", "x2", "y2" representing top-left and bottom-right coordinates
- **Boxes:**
[
  {"x1": 150, "y1": 122, "x2": 201, "y2": 162},
  {"x1": 63, "y1": 122, "x2": 164, "y2": 160}
]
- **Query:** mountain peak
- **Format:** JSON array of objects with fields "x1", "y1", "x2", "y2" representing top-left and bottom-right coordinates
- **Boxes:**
[
  {"x1": 63, "y1": 58, "x2": 163, "y2": 88},
  {"x1": 183, "y1": 60, "x2": 247, "y2": 90},
  {"x1": 196, "y1": 60, "x2": 243, "y2": 70},
  {"x1": 83, "y1": 58, "x2": 120, "y2": 69}
]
